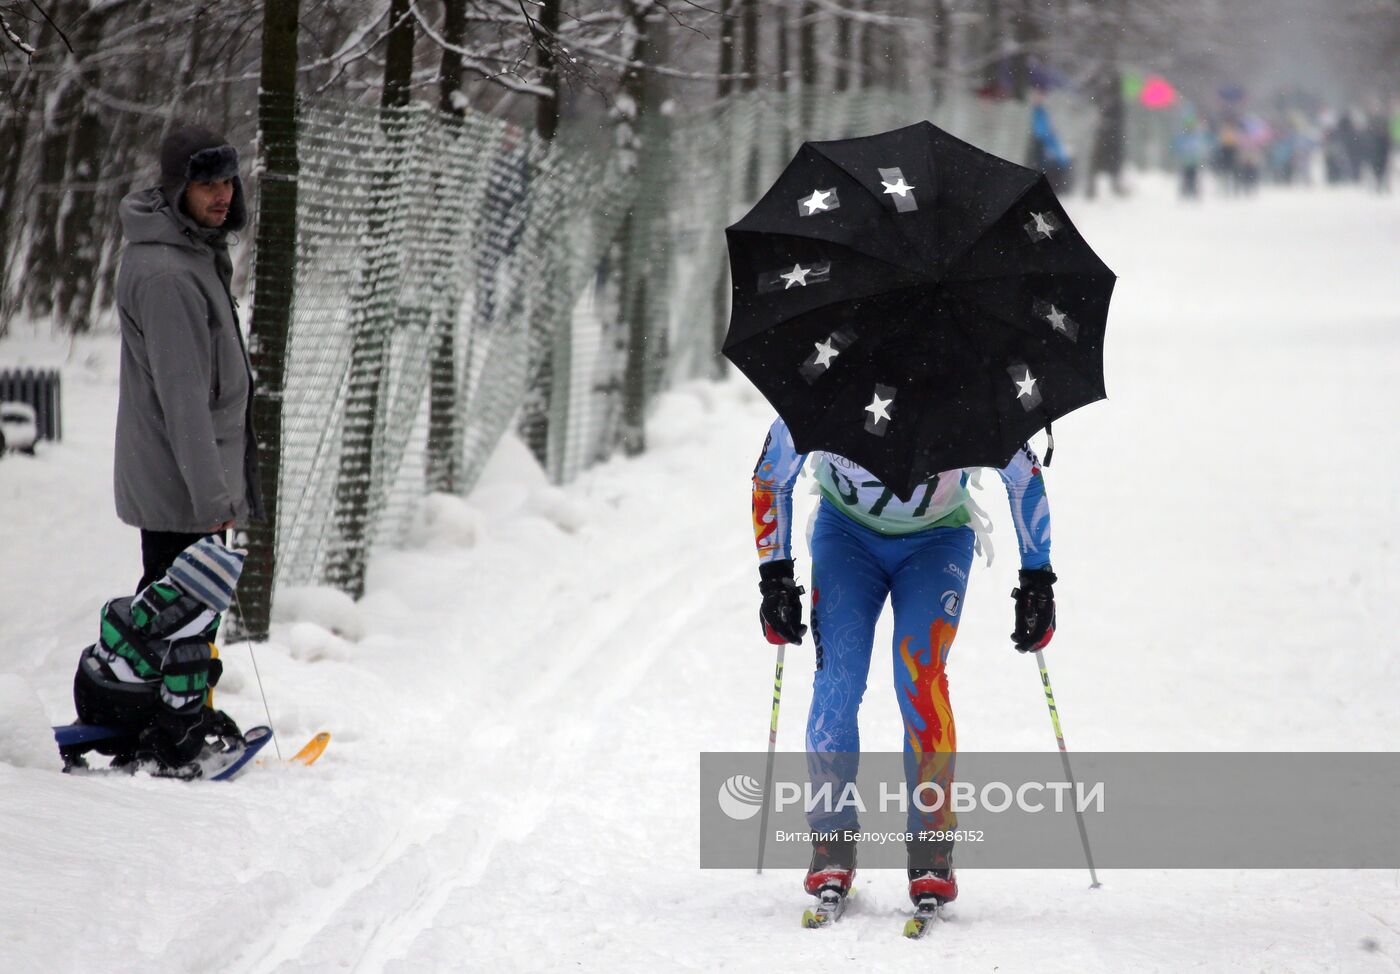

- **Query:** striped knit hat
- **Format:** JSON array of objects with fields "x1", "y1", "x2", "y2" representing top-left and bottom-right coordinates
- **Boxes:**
[{"x1": 166, "y1": 537, "x2": 247, "y2": 613}]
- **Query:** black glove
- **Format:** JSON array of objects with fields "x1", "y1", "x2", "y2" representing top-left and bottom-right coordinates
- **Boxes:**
[
  {"x1": 759, "y1": 559, "x2": 808, "y2": 645},
  {"x1": 1011, "y1": 567, "x2": 1057, "y2": 652}
]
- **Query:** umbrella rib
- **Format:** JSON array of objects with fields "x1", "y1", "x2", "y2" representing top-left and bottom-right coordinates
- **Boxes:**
[
  {"x1": 804, "y1": 142, "x2": 932, "y2": 271},
  {"x1": 940, "y1": 268, "x2": 1117, "y2": 287},
  {"x1": 943, "y1": 286, "x2": 1109, "y2": 392},
  {"x1": 937, "y1": 177, "x2": 1042, "y2": 280},
  {"x1": 725, "y1": 279, "x2": 938, "y2": 350},
  {"x1": 726, "y1": 226, "x2": 934, "y2": 281}
]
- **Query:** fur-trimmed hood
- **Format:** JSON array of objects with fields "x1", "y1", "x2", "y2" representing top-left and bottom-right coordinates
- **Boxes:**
[{"x1": 158, "y1": 124, "x2": 248, "y2": 233}]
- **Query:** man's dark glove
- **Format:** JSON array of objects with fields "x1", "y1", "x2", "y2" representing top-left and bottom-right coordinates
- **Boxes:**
[
  {"x1": 759, "y1": 559, "x2": 808, "y2": 645},
  {"x1": 1011, "y1": 567, "x2": 1057, "y2": 652}
]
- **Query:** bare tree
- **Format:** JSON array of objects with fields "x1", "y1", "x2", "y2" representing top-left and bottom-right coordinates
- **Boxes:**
[
  {"x1": 238, "y1": 0, "x2": 302, "y2": 640},
  {"x1": 740, "y1": 0, "x2": 758, "y2": 91},
  {"x1": 717, "y1": 0, "x2": 736, "y2": 97},
  {"x1": 427, "y1": 0, "x2": 470, "y2": 494},
  {"x1": 328, "y1": 0, "x2": 416, "y2": 598}
]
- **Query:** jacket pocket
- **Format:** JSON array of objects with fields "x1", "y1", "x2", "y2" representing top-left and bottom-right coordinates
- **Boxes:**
[
  {"x1": 211, "y1": 395, "x2": 246, "y2": 444},
  {"x1": 210, "y1": 323, "x2": 222, "y2": 405},
  {"x1": 210, "y1": 321, "x2": 248, "y2": 412}
]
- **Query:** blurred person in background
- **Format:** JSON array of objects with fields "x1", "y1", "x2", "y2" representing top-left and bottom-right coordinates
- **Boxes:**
[
  {"x1": 1214, "y1": 115, "x2": 1242, "y2": 194},
  {"x1": 1027, "y1": 88, "x2": 1074, "y2": 194},
  {"x1": 1330, "y1": 111, "x2": 1364, "y2": 183},
  {"x1": 1237, "y1": 114, "x2": 1269, "y2": 193},
  {"x1": 1172, "y1": 115, "x2": 1211, "y2": 199},
  {"x1": 1289, "y1": 110, "x2": 1319, "y2": 185},
  {"x1": 1265, "y1": 116, "x2": 1298, "y2": 185},
  {"x1": 1085, "y1": 67, "x2": 1127, "y2": 199},
  {"x1": 1390, "y1": 98, "x2": 1400, "y2": 180},
  {"x1": 1365, "y1": 101, "x2": 1392, "y2": 192}
]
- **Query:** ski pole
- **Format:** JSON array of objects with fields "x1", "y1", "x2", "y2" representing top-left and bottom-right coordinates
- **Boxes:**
[
  {"x1": 222, "y1": 527, "x2": 283, "y2": 761},
  {"x1": 755, "y1": 644, "x2": 785, "y2": 874},
  {"x1": 1033, "y1": 649, "x2": 1100, "y2": 888},
  {"x1": 231, "y1": 588, "x2": 283, "y2": 761}
]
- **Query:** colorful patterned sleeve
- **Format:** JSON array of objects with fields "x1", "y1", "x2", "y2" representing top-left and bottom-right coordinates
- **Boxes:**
[
  {"x1": 751, "y1": 416, "x2": 807, "y2": 565},
  {"x1": 995, "y1": 443, "x2": 1052, "y2": 569}
]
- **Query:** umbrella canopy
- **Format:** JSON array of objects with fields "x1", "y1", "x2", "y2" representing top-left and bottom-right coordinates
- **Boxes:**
[
  {"x1": 1140, "y1": 75, "x2": 1178, "y2": 110},
  {"x1": 722, "y1": 121, "x2": 1115, "y2": 501}
]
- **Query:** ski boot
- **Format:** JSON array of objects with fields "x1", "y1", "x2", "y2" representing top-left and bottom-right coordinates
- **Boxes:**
[
  {"x1": 905, "y1": 867, "x2": 957, "y2": 938},
  {"x1": 801, "y1": 837, "x2": 856, "y2": 929},
  {"x1": 904, "y1": 838, "x2": 956, "y2": 938}
]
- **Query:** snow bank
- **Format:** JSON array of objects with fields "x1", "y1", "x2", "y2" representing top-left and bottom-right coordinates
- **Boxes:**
[
  {"x1": 271, "y1": 585, "x2": 366, "y2": 642},
  {"x1": 407, "y1": 493, "x2": 485, "y2": 549},
  {"x1": 0, "y1": 674, "x2": 56, "y2": 769}
]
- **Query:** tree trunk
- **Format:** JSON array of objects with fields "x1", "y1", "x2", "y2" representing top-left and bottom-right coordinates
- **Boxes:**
[
  {"x1": 776, "y1": 4, "x2": 789, "y2": 94},
  {"x1": 438, "y1": 0, "x2": 468, "y2": 119},
  {"x1": 799, "y1": 2, "x2": 818, "y2": 129},
  {"x1": 857, "y1": 0, "x2": 874, "y2": 89},
  {"x1": 718, "y1": 0, "x2": 735, "y2": 98},
  {"x1": 534, "y1": 0, "x2": 562, "y2": 140},
  {"x1": 0, "y1": 70, "x2": 41, "y2": 333},
  {"x1": 382, "y1": 0, "x2": 415, "y2": 111},
  {"x1": 24, "y1": 0, "x2": 86, "y2": 322},
  {"x1": 930, "y1": 0, "x2": 950, "y2": 104},
  {"x1": 518, "y1": 0, "x2": 564, "y2": 472},
  {"x1": 52, "y1": 7, "x2": 118, "y2": 334},
  {"x1": 614, "y1": 1, "x2": 669, "y2": 457},
  {"x1": 737, "y1": 0, "x2": 760, "y2": 204},
  {"x1": 740, "y1": 0, "x2": 759, "y2": 92},
  {"x1": 981, "y1": 0, "x2": 1003, "y2": 95},
  {"x1": 427, "y1": 0, "x2": 468, "y2": 494},
  {"x1": 238, "y1": 0, "x2": 301, "y2": 640},
  {"x1": 834, "y1": 13, "x2": 851, "y2": 92},
  {"x1": 1009, "y1": 0, "x2": 1044, "y2": 100},
  {"x1": 328, "y1": 0, "x2": 415, "y2": 598}
]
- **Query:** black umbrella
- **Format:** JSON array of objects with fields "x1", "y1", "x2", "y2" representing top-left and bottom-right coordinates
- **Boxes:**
[{"x1": 722, "y1": 121, "x2": 1115, "y2": 501}]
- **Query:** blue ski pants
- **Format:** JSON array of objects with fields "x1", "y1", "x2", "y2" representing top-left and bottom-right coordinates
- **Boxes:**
[{"x1": 805, "y1": 499, "x2": 975, "y2": 834}]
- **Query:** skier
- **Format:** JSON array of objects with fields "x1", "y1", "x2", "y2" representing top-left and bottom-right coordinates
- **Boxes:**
[
  {"x1": 69, "y1": 536, "x2": 247, "y2": 777},
  {"x1": 751, "y1": 416, "x2": 1055, "y2": 921}
]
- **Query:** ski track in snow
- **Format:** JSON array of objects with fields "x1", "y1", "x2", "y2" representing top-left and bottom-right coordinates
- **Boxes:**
[
  {"x1": 323, "y1": 554, "x2": 748, "y2": 973},
  {"x1": 3, "y1": 177, "x2": 1400, "y2": 972}
]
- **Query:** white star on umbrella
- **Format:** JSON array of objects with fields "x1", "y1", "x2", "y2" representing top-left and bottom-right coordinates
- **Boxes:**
[
  {"x1": 802, "y1": 188, "x2": 833, "y2": 214},
  {"x1": 1030, "y1": 211, "x2": 1057, "y2": 238},
  {"x1": 864, "y1": 391, "x2": 893, "y2": 423},
  {"x1": 881, "y1": 177, "x2": 914, "y2": 198},
  {"x1": 780, "y1": 263, "x2": 812, "y2": 289},
  {"x1": 813, "y1": 338, "x2": 840, "y2": 367},
  {"x1": 1044, "y1": 305, "x2": 1069, "y2": 333},
  {"x1": 1015, "y1": 369, "x2": 1038, "y2": 399}
]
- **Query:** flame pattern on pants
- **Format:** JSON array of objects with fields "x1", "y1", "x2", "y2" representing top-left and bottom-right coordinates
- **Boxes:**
[{"x1": 805, "y1": 500, "x2": 974, "y2": 834}]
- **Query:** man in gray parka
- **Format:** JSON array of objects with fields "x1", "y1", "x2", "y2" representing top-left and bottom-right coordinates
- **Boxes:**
[{"x1": 115, "y1": 124, "x2": 264, "y2": 592}]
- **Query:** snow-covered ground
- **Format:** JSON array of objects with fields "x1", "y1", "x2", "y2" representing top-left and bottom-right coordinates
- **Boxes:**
[{"x1": 2, "y1": 176, "x2": 1400, "y2": 972}]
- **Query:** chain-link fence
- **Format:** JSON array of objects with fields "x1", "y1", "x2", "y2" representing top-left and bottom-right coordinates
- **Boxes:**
[
  {"x1": 269, "y1": 97, "x2": 623, "y2": 597},
  {"x1": 257, "y1": 87, "x2": 1097, "y2": 611}
]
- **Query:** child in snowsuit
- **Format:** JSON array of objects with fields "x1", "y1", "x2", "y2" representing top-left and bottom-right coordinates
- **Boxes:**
[
  {"x1": 751, "y1": 416, "x2": 1057, "y2": 909},
  {"x1": 72, "y1": 536, "x2": 246, "y2": 774}
]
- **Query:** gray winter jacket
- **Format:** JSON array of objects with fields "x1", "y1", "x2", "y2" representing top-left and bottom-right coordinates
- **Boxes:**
[{"x1": 114, "y1": 188, "x2": 264, "y2": 531}]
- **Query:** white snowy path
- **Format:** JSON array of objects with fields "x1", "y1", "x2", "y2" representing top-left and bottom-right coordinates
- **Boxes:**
[{"x1": 3, "y1": 179, "x2": 1400, "y2": 973}]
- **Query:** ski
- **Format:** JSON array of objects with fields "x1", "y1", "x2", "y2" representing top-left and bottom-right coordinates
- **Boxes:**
[
  {"x1": 207, "y1": 726, "x2": 272, "y2": 780},
  {"x1": 54, "y1": 722, "x2": 272, "y2": 781},
  {"x1": 801, "y1": 887, "x2": 850, "y2": 929},
  {"x1": 902, "y1": 898, "x2": 943, "y2": 939},
  {"x1": 287, "y1": 731, "x2": 331, "y2": 766}
]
